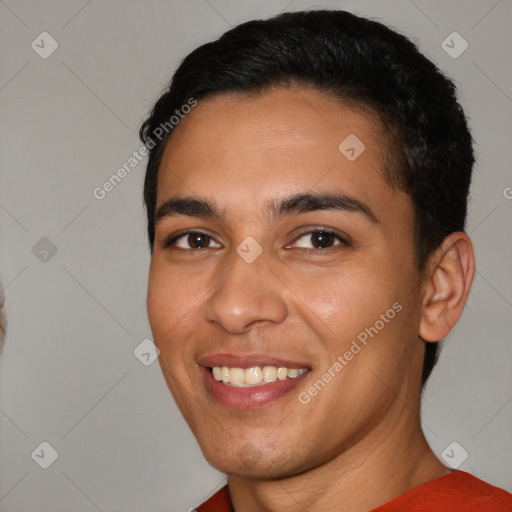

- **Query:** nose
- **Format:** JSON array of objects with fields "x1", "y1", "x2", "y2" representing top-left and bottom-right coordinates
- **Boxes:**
[{"x1": 204, "y1": 249, "x2": 288, "y2": 334}]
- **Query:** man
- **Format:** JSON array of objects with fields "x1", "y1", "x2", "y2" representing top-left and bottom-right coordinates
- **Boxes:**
[{"x1": 139, "y1": 9, "x2": 511, "y2": 511}]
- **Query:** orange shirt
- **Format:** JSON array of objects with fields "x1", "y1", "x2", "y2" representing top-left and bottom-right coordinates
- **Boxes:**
[{"x1": 196, "y1": 470, "x2": 512, "y2": 511}]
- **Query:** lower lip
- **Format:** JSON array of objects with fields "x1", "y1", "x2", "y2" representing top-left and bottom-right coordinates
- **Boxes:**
[{"x1": 200, "y1": 366, "x2": 310, "y2": 408}]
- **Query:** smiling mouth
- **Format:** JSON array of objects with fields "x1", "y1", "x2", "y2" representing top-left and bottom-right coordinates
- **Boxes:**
[{"x1": 210, "y1": 365, "x2": 308, "y2": 387}]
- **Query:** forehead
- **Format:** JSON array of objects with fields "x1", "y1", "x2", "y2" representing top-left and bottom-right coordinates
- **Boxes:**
[{"x1": 156, "y1": 87, "x2": 403, "y2": 223}]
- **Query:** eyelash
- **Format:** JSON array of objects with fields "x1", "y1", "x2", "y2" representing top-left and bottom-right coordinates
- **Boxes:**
[{"x1": 161, "y1": 229, "x2": 351, "y2": 253}]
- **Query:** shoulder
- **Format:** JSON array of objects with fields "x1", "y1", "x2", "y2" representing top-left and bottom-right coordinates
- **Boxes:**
[
  {"x1": 372, "y1": 471, "x2": 512, "y2": 511},
  {"x1": 448, "y1": 471, "x2": 512, "y2": 511},
  {"x1": 195, "y1": 485, "x2": 231, "y2": 512}
]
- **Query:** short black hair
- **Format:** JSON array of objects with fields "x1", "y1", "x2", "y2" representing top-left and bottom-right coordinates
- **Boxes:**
[{"x1": 139, "y1": 9, "x2": 474, "y2": 385}]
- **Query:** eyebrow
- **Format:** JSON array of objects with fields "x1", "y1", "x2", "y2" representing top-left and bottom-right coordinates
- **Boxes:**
[{"x1": 155, "y1": 191, "x2": 378, "y2": 225}]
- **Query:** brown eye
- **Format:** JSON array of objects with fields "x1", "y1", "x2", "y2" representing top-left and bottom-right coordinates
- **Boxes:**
[
  {"x1": 310, "y1": 231, "x2": 336, "y2": 249},
  {"x1": 164, "y1": 231, "x2": 222, "y2": 250},
  {"x1": 186, "y1": 233, "x2": 210, "y2": 249},
  {"x1": 293, "y1": 230, "x2": 349, "y2": 250}
]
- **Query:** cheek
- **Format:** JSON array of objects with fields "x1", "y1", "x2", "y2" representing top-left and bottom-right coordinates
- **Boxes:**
[
  {"x1": 290, "y1": 262, "x2": 417, "y2": 399},
  {"x1": 146, "y1": 259, "x2": 201, "y2": 362},
  {"x1": 148, "y1": 257, "x2": 201, "y2": 324},
  {"x1": 287, "y1": 264, "x2": 394, "y2": 345},
  {"x1": 147, "y1": 261, "x2": 205, "y2": 410}
]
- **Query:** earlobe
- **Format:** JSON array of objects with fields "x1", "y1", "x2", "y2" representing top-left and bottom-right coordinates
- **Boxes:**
[{"x1": 419, "y1": 232, "x2": 475, "y2": 342}]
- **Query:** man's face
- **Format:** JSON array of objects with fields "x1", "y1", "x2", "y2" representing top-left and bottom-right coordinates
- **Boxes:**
[{"x1": 147, "y1": 88, "x2": 426, "y2": 478}]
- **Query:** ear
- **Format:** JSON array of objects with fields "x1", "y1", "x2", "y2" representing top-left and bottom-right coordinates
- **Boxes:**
[{"x1": 419, "y1": 232, "x2": 475, "y2": 342}]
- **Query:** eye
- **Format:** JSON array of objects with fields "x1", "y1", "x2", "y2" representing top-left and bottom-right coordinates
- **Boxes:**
[
  {"x1": 162, "y1": 228, "x2": 350, "y2": 252},
  {"x1": 290, "y1": 229, "x2": 350, "y2": 251},
  {"x1": 163, "y1": 231, "x2": 222, "y2": 250}
]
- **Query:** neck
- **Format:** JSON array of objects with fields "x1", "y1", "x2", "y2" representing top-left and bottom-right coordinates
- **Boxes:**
[{"x1": 227, "y1": 397, "x2": 449, "y2": 512}]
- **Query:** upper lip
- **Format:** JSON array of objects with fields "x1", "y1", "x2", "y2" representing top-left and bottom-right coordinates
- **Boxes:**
[{"x1": 197, "y1": 353, "x2": 311, "y2": 369}]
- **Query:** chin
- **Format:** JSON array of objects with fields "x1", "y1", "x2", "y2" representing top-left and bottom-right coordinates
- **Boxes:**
[{"x1": 200, "y1": 437, "x2": 308, "y2": 480}]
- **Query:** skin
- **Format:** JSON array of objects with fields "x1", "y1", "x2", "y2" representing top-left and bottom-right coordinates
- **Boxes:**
[{"x1": 147, "y1": 87, "x2": 475, "y2": 511}]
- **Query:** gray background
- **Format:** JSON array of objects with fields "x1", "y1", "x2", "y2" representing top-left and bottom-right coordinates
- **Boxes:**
[{"x1": 0, "y1": 0, "x2": 511, "y2": 511}]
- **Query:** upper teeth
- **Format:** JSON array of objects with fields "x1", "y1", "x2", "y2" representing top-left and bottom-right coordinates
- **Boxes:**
[{"x1": 212, "y1": 366, "x2": 307, "y2": 387}]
